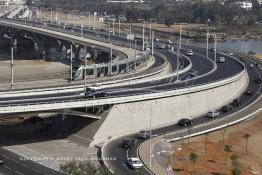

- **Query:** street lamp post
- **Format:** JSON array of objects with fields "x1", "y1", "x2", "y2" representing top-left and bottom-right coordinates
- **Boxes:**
[
  {"x1": 206, "y1": 26, "x2": 209, "y2": 59},
  {"x1": 176, "y1": 40, "x2": 180, "y2": 82},
  {"x1": 142, "y1": 20, "x2": 145, "y2": 51},
  {"x1": 179, "y1": 25, "x2": 182, "y2": 49},
  {"x1": 118, "y1": 18, "x2": 121, "y2": 36},
  {"x1": 70, "y1": 44, "x2": 73, "y2": 81},
  {"x1": 151, "y1": 31, "x2": 154, "y2": 56},
  {"x1": 214, "y1": 33, "x2": 217, "y2": 63},
  {"x1": 11, "y1": 47, "x2": 14, "y2": 87},
  {"x1": 135, "y1": 40, "x2": 137, "y2": 69}
]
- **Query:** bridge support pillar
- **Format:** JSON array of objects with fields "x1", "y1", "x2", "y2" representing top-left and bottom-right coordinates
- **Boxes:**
[{"x1": 93, "y1": 65, "x2": 97, "y2": 78}]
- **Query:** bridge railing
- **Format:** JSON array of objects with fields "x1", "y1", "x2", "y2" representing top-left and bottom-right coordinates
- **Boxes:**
[{"x1": 0, "y1": 66, "x2": 247, "y2": 109}]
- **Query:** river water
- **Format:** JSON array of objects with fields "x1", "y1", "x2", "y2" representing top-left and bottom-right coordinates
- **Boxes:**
[{"x1": 217, "y1": 40, "x2": 262, "y2": 54}]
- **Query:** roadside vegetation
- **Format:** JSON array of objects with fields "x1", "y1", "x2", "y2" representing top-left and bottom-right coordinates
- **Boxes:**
[
  {"x1": 29, "y1": 0, "x2": 262, "y2": 27},
  {"x1": 60, "y1": 161, "x2": 144, "y2": 175}
]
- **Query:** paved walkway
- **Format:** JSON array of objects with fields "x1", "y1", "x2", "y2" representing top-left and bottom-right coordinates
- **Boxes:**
[{"x1": 1, "y1": 138, "x2": 100, "y2": 171}]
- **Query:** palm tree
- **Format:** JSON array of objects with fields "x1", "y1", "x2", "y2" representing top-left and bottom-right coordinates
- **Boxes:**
[
  {"x1": 187, "y1": 124, "x2": 193, "y2": 144},
  {"x1": 243, "y1": 133, "x2": 251, "y2": 155},
  {"x1": 189, "y1": 152, "x2": 198, "y2": 172},
  {"x1": 224, "y1": 144, "x2": 232, "y2": 164},
  {"x1": 230, "y1": 154, "x2": 240, "y2": 168},
  {"x1": 221, "y1": 127, "x2": 227, "y2": 146},
  {"x1": 204, "y1": 133, "x2": 209, "y2": 153}
]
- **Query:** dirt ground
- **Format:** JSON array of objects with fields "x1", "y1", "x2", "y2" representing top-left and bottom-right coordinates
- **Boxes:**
[
  {"x1": 255, "y1": 54, "x2": 262, "y2": 60},
  {"x1": 170, "y1": 112, "x2": 262, "y2": 175}
]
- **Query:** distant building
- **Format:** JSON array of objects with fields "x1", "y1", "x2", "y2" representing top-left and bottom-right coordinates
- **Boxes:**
[
  {"x1": 230, "y1": 1, "x2": 253, "y2": 10},
  {"x1": 0, "y1": 0, "x2": 26, "y2": 5}
]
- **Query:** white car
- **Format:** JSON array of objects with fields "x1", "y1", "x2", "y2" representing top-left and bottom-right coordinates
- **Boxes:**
[
  {"x1": 167, "y1": 40, "x2": 172, "y2": 44},
  {"x1": 207, "y1": 111, "x2": 220, "y2": 118},
  {"x1": 218, "y1": 57, "x2": 225, "y2": 63},
  {"x1": 127, "y1": 157, "x2": 143, "y2": 169},
  {"x1": 86, "y1": 83, "x2": 104, "y2": 93},
  {"x1": 158, "y1": 44, "x2": 165, "y2": 49},
  {"x1": 186, "y1": 50, "x2": 194, "y2": 56},
  {"x1": 0, "y1": 159, "x2": 3, "y2": 165}
]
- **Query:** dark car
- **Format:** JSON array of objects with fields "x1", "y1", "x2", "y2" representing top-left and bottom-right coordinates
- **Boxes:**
[
  {"x1": 245, "y1": 90, "x2": 252, "y2": 96},
  {"x1": 222, "y1": 105, "x2": 232, "y2": 113},
  {"x1": 210, "y1": 48, "x2": 216, "y2": 52},
  {"x1": 122, "y1": 139, "x2": 134, "y2": 149},
  {"x1": 255, "y1": 78, "x2": 262, "y2": 84},
  {"x1": 177, "y1": 118, "x2": 193, "y2": 127},
  {"x1": 232, "y1": 98, "x2": 241, "y2": 106},
  {"x1": 137, "y1": 130, "x2": 151, "y2": 139},
  {"x1": 85, "y1": 91, "x2": 108, "y2": 99}
]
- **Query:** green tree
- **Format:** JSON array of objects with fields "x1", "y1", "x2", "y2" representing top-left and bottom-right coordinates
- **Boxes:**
[
  {"x1": 243, "y1": 133, "x2": 251, "y2": 155},
  {"x1": 224, "y1": 144, "x2": 232, "y2": 164},
  {"x1": 189, "y1": 152, "x2": 198, "y2": 172},
  {"x1": 187, "y1": 124, "x2": 193, "y2": 144},
  {"x1": 232, "y1": 167, "x2": 241, "y2": 175},
  {"x1": 164, "y1": 17, "x2": 174, "y2": 27},
  {"x1": 230, "y1": 154, "x2": 240, "y2": 168}
]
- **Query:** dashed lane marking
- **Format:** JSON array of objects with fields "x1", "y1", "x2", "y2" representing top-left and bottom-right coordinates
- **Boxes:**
[
  {"x1": 14, "y1": 170, "x2": 24, "y2": 175},
  {"x1": 32, "y1": 168, "x2": 42, "y2": 174},
  {"x1": 21, "y1": 164, "x2": 29, "y2": 168},
  {"x1": 2, "y1": 154, "x2": 10, "y2": 159},
  {"x1": 10, "y1": 158, "x2": 19, "y2": 164},
  {"x1": 3, "y1": 165, "x2": 11, "y2": 170}
]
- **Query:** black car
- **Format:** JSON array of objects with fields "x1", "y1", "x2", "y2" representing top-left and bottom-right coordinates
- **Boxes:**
[
  {"x1": 221, "y1": 105, "x2": 232, "y2": 113},
  {"x1": 232, "y1": 98, "x2": 241, "y2": 106},
  {"x1": 85, "y1": 91, "x2": 108, "y2": 99},
  {"x1": 245, "y1": 90, "x2": 252, "y2": 96},
  {"x1": 255, "y1": 78, "x2": 262, "y2": 84},
  {"x1": 210, "y1": 48, "x2": 216, "y2": 52},
  {"x1": 122, "y1": 139, "x2": 134, "y2": 149},
  {"x1": 177, "y1": 118, "x2": 193, "y2": 127}
]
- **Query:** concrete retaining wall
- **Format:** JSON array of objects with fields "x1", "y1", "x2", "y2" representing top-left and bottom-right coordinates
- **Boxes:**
[{"x1": 90, "y1": 72, "x2": 248, "y2": 146}]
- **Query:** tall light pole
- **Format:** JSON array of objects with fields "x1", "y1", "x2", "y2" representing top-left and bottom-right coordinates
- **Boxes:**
[
  {"x1": 88, "y1": 13, "x2": 91, "y2": 31},
  {"x1": 142, "y1": 20, "x2": 145, "y2": 51},
  {"x1": 11, "y1": 47, "x2": 14, "y2": 87},
  {"x1": 149, "y1": 23, "x2": 152, "y2": 45},
  {"x1": 135, "y1": 40, "x2": 137, "y2": 69},
  {"x1": 112, "y1": 16, "x2": 115, "y2": 35},
  {"x1": 110, "y1": 42, "x2": 113, "y2": 76},
  {"x1": 214, "y1": 33, "x2": 217, "y2": 63},
  {"x1": 179, "y1": 25, "x2": 182, "y2": 49},
  {"x1": 108, "y1": 22, "x2": 111, "y2": 43},
  {"x1": 176, "y1": 40, "x2": 180, "y2": 82},
  {"x1": 118, "y1": 18, "x2": 121, "y2": 36},
  {"x1": 151, "y1": 31, "x2": 154, "y2": 56},
  {"x1": 84, "y1": 46, "x2": 87, "y2": 91},
  {"x1": 70, "y1": 45, "x2": 73, "y2": 81},
  {"x1": 206, "y1": 26, "x2": 209, "y2": 59},
  {"x1": 149, "y1": 103, "x2": 153, "y2": 168}
]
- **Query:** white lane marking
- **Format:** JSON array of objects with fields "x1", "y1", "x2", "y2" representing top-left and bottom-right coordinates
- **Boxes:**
[
  {"x1": 3, "y1": 165, "x2": 11, "y2": 170},
  {"x1": 21, "y1": 164, "x2": 29, "y2": 168},
  {"x1": 10, "y1": 158, "x2": 19, "y2": 164},
  {"x1": 2, "y1": 154, "x2": 10, "y2": 159},
  {"x1": 32, "y1": 168, "x2": 41, "y2": 174},
  {"x1": 14, "y1": 170, "x2": 24, "y2": 175}
]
